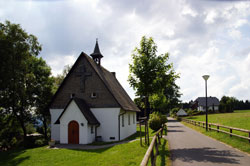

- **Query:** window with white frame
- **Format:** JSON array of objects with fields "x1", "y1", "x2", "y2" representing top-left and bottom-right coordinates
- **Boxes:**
[{"x1": 133, "y1": 113, "x2": 135, "y2": 124}]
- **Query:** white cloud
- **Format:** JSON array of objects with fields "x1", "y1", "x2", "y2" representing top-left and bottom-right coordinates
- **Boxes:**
[
  {"x1": 1, "y1": 0, "x2": 250, "y2": 102},
  {"x1": 45, "y1": 54, "x2": 76, "y2": 76},
  {"x1": 204, "y1": 10, "x2": 218, "y2": 24},
  {"x1": 181, "y1": 4, "x2": 197, "y2": 17},
  {"x1": 228, "y1": 29, "x2": 242, "y2": 39}
]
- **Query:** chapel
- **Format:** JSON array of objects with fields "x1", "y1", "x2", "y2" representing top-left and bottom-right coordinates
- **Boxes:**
[{"x1": 49, "y1": 40, "x2": 140, "y2": 144}]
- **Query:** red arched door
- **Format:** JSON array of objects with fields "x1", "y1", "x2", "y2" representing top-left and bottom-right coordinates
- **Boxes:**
[{"x1": 68, "y1": 121, "x2": 79, "y2": 144}]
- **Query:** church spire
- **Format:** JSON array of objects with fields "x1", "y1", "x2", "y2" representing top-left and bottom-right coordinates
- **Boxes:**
[{"x1": 90, "y1": 39, "x2": 103, "y2": 65}]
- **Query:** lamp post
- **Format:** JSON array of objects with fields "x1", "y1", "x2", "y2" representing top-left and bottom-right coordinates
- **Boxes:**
[{"x1": 202, "y1": 75, "x2": 209, "y2": 131}]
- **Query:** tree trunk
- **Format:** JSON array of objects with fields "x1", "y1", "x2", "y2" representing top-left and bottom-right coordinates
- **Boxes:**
[
  {"x1": 12, "y1": 106, "x2": 27, "y2": 143},
  {"x1": 42, "y1": 117, "x2": 48, "y2": 141},
  {"x1": 20, "y1": 118, "x2": 27, "y2": 142},
  {"x1": 145, "y1": 96, "x2": 150, "y2": 119},
  {"x1": 19, "y1": 110, "x2": 27, "y2": 143}
]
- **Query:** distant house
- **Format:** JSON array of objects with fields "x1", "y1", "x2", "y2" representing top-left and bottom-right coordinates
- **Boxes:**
[
  {"x1": 176, "y1": 109, "x2": 187, "y2": 116},
  {"x1": 195, "y1": 97, "x2": 220, "y2": 112}
]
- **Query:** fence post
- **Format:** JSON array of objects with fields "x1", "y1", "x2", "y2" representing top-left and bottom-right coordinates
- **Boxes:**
[
  {"x1": 158, "y1": 134, "x2": 161, "y2": 145},
  {"x1": 145, "y1": 121, "x2": 147, "y2": 145},
  {"x1": 217, "y1": 126, "x2": 219, "y2": 133},
  {"x1": 151, "y1": 148, "x2": 155, "y2": 166},
  {"x1": 249, "y1": 132, "x2": 250, "y2": 143},
  {"x1": 230, "y1": 129, "x2": 232, "y2": 137},
  {"x1": 209, "y1": 124, "x2": 211, "y2": 130},
  {"x1": 140, "y1": 121, "x2": 142, "y2": 146},
  {"x1": 165, "y1": 125, "x2": 167, "y2": 135},
  {"x1": 155, "y1": 139, "x2": 159, "y2": 155}
]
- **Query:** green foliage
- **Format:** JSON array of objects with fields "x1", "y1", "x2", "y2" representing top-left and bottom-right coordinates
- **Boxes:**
[
  {"x1": 25, "y1": 123, "x2": 36, "y2": 135},
  {"x1": 0, "y1": 114, "x2": 23, "y2": 150},
  {"x1": 186, "y1": 109, "x2": 202, "y2": 116},
  {"x1": 148, "y1": 112, "x2": 167, "y2": 131},
  {"x1": 128, "y1": 36, "x2": 180, "y2": 116},
  {"x1": 0, "y1": 20, "x2": 54, "y2": 146},
  {"x1": 170, "y1": 108, "x2": 179, "y2": 117},
  {"x1": 0, "y1": 21, "x2": 42, "y2": 140},
  {"x1": 219, "y1": 96, "x2": 237, "y2": 113}
]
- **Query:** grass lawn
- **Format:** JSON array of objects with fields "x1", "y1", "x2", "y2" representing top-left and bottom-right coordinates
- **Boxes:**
[
  {"x1": 0, "y1": 125, "x2": 170, "y2": 166},
  {"x1": 182, "y1": 110, "x2": 250, "y2": 154}
]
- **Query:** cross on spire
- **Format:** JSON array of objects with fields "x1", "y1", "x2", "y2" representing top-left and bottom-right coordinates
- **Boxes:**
[
  {"x1": 90, "y1": 39, "x2": 103, "y2": 65},
  {"x1": 75, "y1": 64, "x2": 92, "y2": 92}
]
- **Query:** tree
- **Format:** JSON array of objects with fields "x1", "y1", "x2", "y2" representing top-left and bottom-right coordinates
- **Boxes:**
[
  {"x1": 0, "y1": 21, "x2": 53, "y2": 145},
  {"x1": 128, "y1": 36, "x2": 180, "y2": 117},
  {"x1": 219, "y1": 96, "x2": 237, "y2": 112},
  {"x1": 31, "y1": 57, "x2": 54, "y2": 141}
]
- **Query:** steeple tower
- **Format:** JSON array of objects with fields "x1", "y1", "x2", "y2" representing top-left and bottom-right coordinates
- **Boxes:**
[{"x1": 90, "y1": 39, "x2": 103, "y2": 65}]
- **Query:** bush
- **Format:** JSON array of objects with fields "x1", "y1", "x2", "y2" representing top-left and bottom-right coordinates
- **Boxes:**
[
  {"x1": 149, "y1": 112, "x2": 167, "y2": 131},
  {"x1": 186, "y1": 109, "x2": 204, "y2": 116},
  {"x1": 35, "y1": 138, "x2": 47, "y2": 147},
  {"x1": 26, "y1": 123, "x2": 36, "y2": 134}
]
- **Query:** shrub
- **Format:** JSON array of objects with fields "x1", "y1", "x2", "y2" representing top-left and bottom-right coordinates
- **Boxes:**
[
  {"x1": 35, "y1": 138, "x2": 46, "y2": 147},
  {"x1": 149, "y1": 112, "x2": 167, "y2": 131}
]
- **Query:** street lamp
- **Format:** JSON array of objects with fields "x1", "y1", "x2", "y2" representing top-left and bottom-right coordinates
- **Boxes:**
[{"x1": 202, "y1": 75, "x2": 209, "y2": 131}]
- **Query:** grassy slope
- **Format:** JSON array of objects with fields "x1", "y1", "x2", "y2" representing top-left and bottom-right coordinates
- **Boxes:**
[
  {"x1": 182, "y1": 110, "x2": 250, "y2": 153},
  {"x1": 0, "y1": 126, "x2": 170, "y2": 166}
]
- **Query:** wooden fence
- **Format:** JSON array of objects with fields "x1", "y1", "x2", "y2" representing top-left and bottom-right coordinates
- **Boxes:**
[
  {"x1": 140, "y1": 124, "x2": 167, "y2": 166},
  {"x1": 182, "y1": 118, "x2": 250, "y2": 142}
]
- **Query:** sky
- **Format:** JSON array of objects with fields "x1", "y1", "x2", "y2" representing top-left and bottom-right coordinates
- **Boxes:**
[{"x1": 1, "y1": 0, "x2": 250, "y2": 102}]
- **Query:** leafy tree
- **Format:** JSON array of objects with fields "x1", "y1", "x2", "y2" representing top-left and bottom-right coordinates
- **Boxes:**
[
  {"x1": 129, "y1": 36, "x2": 180, "y2": 117},
  {"x1": 0, "y1": 21, "x2": 42, "y2": 143},
  {"x1": 31, "y1": 57, "x2": 54, "y2": 141},
  {"x1": 0, "y1": 21, "x2": 53, "y2": 145},
  {"x1": 219, "y1": 96, "x2": 237, "y2": 112}
]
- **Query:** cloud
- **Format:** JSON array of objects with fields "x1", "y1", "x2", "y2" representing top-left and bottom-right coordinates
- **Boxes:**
[{"x1": 1, "y1": 0, "x2": 250, "y2": 102}]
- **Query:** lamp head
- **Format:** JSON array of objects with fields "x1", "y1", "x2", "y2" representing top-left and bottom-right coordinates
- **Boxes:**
[{"x1": 202, "y1": 75, "x2": 210, "y2": 81}]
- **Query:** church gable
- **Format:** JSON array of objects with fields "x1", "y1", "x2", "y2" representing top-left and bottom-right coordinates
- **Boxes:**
[{"x1": 50, "y1": 52, "x2": 120, "y2": 109}]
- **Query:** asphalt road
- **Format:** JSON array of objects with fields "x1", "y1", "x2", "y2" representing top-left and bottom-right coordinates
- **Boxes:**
[{"x1": 166, "y1": 117, "x2": 250, "y2": 166}]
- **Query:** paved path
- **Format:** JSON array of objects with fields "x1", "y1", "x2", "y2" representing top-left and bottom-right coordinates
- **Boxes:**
[{"x1": 166, "y1": 117, "x2": 250, "y2": 166}]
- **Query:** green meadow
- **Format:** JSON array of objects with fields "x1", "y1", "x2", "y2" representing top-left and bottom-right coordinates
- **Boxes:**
[
  {"x1": 0, "y1": 126, "x2": 170, "y2": 166},
  {"x1": 182, "y1": 110, "x2": 250, "y2": 153}
]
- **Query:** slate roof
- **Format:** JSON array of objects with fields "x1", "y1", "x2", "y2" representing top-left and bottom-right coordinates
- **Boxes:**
[
  {"x1": 195, "y1": 97, "x2": 220, "y2": 107},
  {"x1": 55, "y1": 98, "x2": 100, "y2": 125},
  {"x1": 49, "y1": 52, "x2": 140, "y2": 112},
  {"x1": 85, "y1": 53, "x2": 140, "y2": 112}
]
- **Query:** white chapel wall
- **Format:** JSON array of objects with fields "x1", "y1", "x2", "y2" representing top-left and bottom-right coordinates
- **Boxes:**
[
  {"x1": 91, "y1": 108, "x2": 120, "y2": 142},
  {"x1": 60, "y1": 101, "x2": 89, "y2": 144},
  {"x1": 120, "y1": 111, "x2": 137, "y2": 140},
  {"x1": 50, "y1": 109, "x2": 64, "y2": 141},
  {"x1": 87, "y1": 125, "x2": 96, "y2": 143}
]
